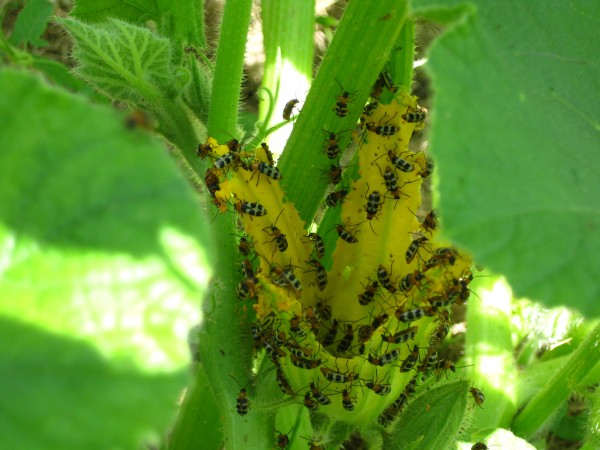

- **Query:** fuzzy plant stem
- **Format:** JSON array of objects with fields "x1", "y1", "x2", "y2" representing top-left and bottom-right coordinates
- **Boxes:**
[
  {"x1": 202, "y1": 0, "x2": 273, "y2": 443},
  {"x1": 207, "y1": 0, "x2": 252, "y2": 140},
  {"x1": 170, "y1": 1, "x2": 273, "y2": 448},
  {"x1": 511, "y1": 321, "x2": 600, "y2": 438}
]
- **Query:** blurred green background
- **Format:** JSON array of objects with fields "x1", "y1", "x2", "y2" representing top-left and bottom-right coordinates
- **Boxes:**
[{"x1": 0, "y1": 69, "x2": 213, "y2": 449}]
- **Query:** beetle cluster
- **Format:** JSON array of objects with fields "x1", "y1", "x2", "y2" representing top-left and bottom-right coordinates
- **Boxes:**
[{"x1": 198, "y1": 75, "x2": 473, "y2": 427}]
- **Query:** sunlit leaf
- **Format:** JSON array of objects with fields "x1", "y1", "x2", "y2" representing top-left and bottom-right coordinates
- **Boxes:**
[
  {"x1": 0, "y1": 68, "x2": 212, "y2": 449},
  {"x1": 414, "y1": 0, "x2": 600, "y2": 317}
]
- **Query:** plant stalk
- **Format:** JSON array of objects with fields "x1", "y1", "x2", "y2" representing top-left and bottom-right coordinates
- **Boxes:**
[{"x1": 512, "y1": 321, "x2": 600, "y2": 438}]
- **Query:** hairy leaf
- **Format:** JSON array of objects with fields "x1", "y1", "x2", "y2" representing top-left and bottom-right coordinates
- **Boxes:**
[
  {"x1": 385, "y1": 380, "x2": 468, "y2": 449},
  {"x1": 58, "y1": 17, "x2": 177, "y2": 104},
  {"x1": 414, "y1": 0, "x2": 600, "y2": 317}
]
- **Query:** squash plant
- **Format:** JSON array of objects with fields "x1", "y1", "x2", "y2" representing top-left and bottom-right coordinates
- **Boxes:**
[{"x1": 0, "y1": 0, "x2": 598, "y2": 449}]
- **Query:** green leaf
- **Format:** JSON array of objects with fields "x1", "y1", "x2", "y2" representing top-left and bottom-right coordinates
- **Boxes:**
[
  {"x1": 182, "y1": 54, "x2": 212, "y2": 124},
  {"x1": 71, "y1": 0, "x2": 158, "y2": 23},
  {"x1": 155, "y1": 0, "x2": 205, "y2": 50},
  {"x1": 0, "y1": 318, "x2": 188, "y2": 450},
  {"x1": 416, "y1": 1, "x2": 600, "y2": 317},
  {"x1": 71, "y1": 0, "x2": 206, "y2": 48},
  {"x1": 58, "y1": 17, "x2": 176, "y2": 104},
  {"x1": 512, "y1": 321, "x2": 600, "y2": 438},
  {"x1": 8, "y1": 0, "x2": 54, "y2": 47},
  {"x1": 385, "y1": 380, "x2": 468, "y2": 449},
  {"x1": 43, "y1": 17, "x2": 201, "y2": 181},
  {"x1": 0, "y1": 68, "x2": 212, "y2": 448}
]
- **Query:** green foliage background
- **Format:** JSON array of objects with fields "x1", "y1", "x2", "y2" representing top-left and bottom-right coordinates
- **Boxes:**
[
  {"x1": 416, "y1": 0, "x2": 600, "y2": 316},
  {"x1": 0, "y1": 69, "x2": 212, "y2": 449}
]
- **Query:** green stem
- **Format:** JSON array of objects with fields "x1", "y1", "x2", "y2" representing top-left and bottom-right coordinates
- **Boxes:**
[
  {"x1": 167, "y1": 211, "x2": 263, "y2": 450},
  {"x1": 196, "y1": 212, "x2": 272, "y2": 449},
  {"x1": 511, "y1": 321, "x2": 600, "y2": 438},
  {"x1": 207, "y1": 0, "x2": 253, "y2": 140},
  {"x1": 195, "y1": 1, "x2": 272, "y2": 448}
]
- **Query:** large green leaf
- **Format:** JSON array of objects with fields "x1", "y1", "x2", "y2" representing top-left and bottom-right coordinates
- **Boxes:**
[
  {"x1": 58, "y1": 17, "x2": 177, "y2": 104},
  {"x1": 71, "y1": 0, "x2": 205, "y2": 48},
  {"x1": 8, "y1": 0, "x2": 54, "y2": 47},
  {"x1": 413, "y1": 0, "x2": 600, "y2": 317},
  {"x1": 0, "y1": 318, "x2": 189, "y2": 450},
  {"x1": 0, "y1": 69, "x2": 212, "y2": 448}
]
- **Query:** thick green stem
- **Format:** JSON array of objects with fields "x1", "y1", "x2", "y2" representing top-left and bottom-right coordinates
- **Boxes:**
[
  {"x1": 261, "y1": 0, "x2": 314, "y2": 108},
  {"x1": 195, "y1": 1, "x2": 273, "y2": 448},
  {"x1": 167, "y1": 211, "x2": 263, "y2": 450},
  {"x1": 511, "y1": 321, "x2": 600, "y2": 438},
  {"x1": 167, "y1": 1, "x2": 262, "y2": 447},
  {"x1": 207, "y1": 0, "x2": 253, "y2": 140},
  {"x1": 195, "y1": 212, "x2": 272, "y2": 449}
]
